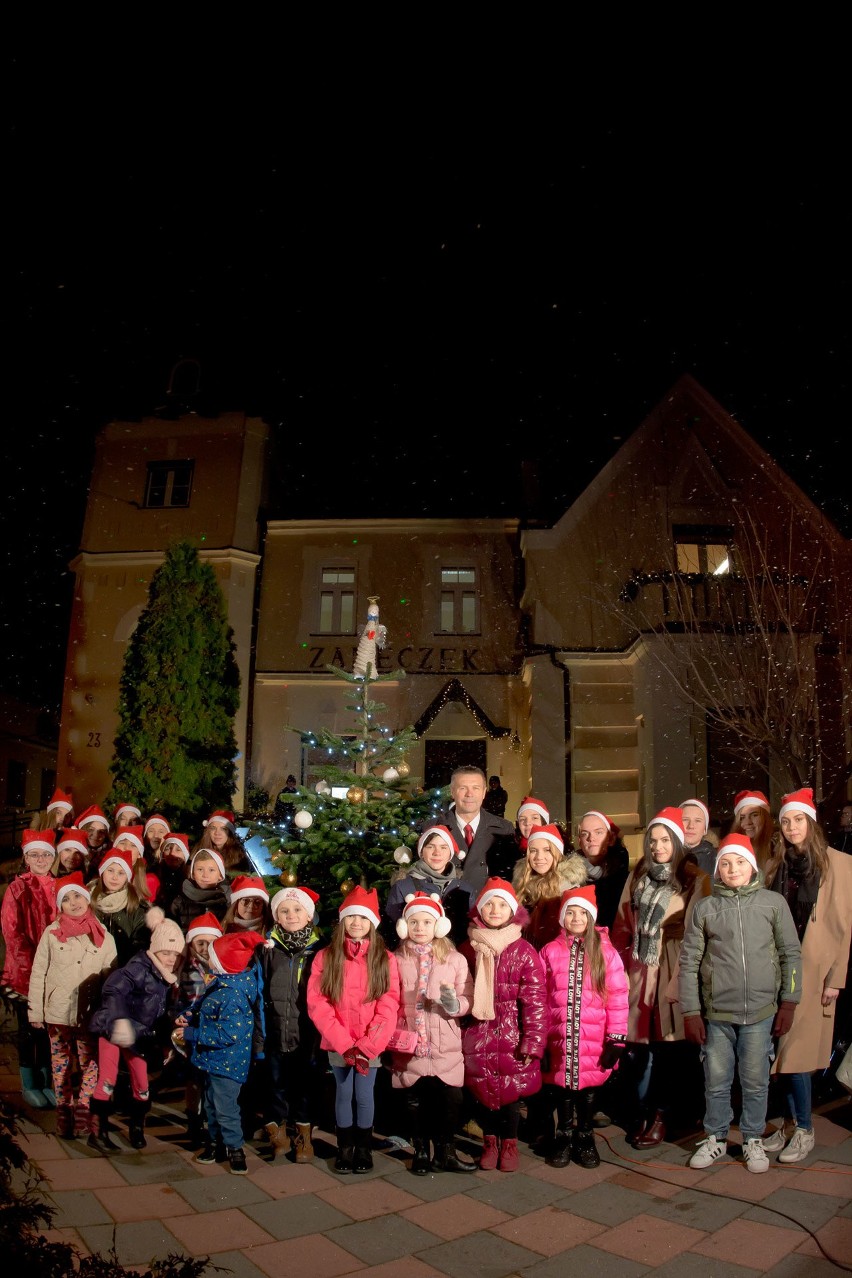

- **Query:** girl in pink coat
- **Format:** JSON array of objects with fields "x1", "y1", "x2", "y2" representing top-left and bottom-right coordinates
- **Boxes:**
[
  {"x1": 539, "y1": 885, "x2": 629, "y2": 1169},
  {"x1": 389, "y1": 891, "x2": 476, "y2": 1175},
  {"x1": 307, "y1": 885, "x2": 399, "y2": 1174}
]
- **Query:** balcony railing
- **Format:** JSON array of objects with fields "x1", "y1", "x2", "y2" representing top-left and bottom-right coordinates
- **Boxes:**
[{"x1": 618, "y1": 572, "x2": 813, "y2": 632}]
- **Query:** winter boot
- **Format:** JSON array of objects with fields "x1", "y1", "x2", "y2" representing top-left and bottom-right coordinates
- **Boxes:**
[
  {"x1": 410, "y1": 1138, "x2": 431, "y2": 1175},
  {"x1": 432, "y1": 1142, "x2": 477, "y2": 1173},
  {"x1": 73, "y1": 1101, "x2": 91, "y2": 1138},
  {"x1": 227, "y1": 1145, "x2": 248, "y2": 1175},
  {"x1": 55, "y1": 1104, "x2": 75, "y2": 1138},
  {"x1": 572, "y1": 1128, "x2": 601, "y2": 1169},
  {"x1": 631, "y1": 1109, "x2": 666, "y2": 1149},
  {"x1": 334, "y1": 1125, "x2": 356, "y2": 1173},
  {"x1": 264, "y1": 1121, "x2": 290, "y2": 1157},
  {"x1": 293, "y1": 1122, "x2": 314, "y2": 1163},
  {"x1": 547, "y1": 1090, "x2": 574, "y2": 1167},
  {"x1": 479, "y1": 1134, "x2": 500, "y2": 1170},
  {"x1": 196, "y1": 1137, "x2": 227, "y2": 1165},
  {"x1": 87, "y1": 1098, "x2": 119, "y2": 1154},
  {"x1": 352, "y1": 1126, "x2": 374, "y2": 1173},
  {"x1": 19, "y1": 1066, "x2": 50, "y2": 1109},
  {"x1": 127, "y1": 1099, "x2": 150, "y2": 1150},
  {"x1": 498, "y1": 1137, "x2": 520, "y2": 1172}
]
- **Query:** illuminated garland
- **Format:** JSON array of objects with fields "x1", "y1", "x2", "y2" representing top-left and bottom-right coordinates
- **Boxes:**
[{"x1": 413, "y1": 678, "x2": 520, "y2": 745}]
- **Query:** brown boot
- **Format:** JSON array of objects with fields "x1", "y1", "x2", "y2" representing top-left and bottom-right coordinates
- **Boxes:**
[
  {"x1": 264, "y1": 1121, "x2": 290, "y2": 1157},
  {"x1": 292, "y1": 1122, "x2": 314, "y2": 1163},
  {"x1": 631, "y1": 1111, "x2": 666, "y2": 1149}
]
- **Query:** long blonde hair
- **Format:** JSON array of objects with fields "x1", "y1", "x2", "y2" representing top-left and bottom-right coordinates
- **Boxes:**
[
  {"x1": 400, "y1": 934, "x2": 455, "y2": 963},
  {"x1": 732, "y1": 806, "x2": 778, "y2": 871},
  {"x1": 513, "y1": 841, "x2": 564, "y2": 906},
  {"x1": 319, "y1": 920, "x2": 391, "y2": 1004}
]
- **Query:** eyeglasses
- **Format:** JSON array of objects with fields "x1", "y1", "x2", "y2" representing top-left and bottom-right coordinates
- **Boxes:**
[{"x1": 26, "y1": 852, "x2": 54, "y2": 861}]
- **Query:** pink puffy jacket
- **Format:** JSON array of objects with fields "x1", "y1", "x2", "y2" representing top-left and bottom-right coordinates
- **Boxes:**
[
  {"x1": 307, "y1": 937, "x2": 400, "y2": 1060},
  {"x1": 540, "y1": 927, "x2": 629, "y2": 1091}
]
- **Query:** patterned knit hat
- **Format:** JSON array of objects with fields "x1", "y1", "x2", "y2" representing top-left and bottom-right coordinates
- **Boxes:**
[
  {"x1": 559, "y1": 884, "x2": 598, "y2": 926},
  {"x1": 338, "y1": 885, "x2": 380, "y2": 929},
  {"x1": 270, "y1": 886, "x2": 319, "y2": 920},
  {"x1": 779, "y1": 788, "x2": 817, "y2": 821},
  {"x1": 648, "y1": 807, "x2": 685, "y2": 844},
  {"x1": 148, "y1": 916, "x2": 185, "y2": 956},
  {"x1": 396, "y1": 891, "x2": 451, "y2": 939},
  {"x1": 56, "y1": 871, "x2": 91, "y2": 906},
  {"x1": 714, "y1": 833, "x2": 758, "y2": 877},
  {"x1": 186, "y1": 912, "x2": 224, "y2": 942},
  {"x1": 208, "y1": 930, "x2": 268, "y2": 975},
  {"x1": 527, "y1": 823, "x2": 565, "y2": 857},
  {"x1": 733, "y1": 790, "x2": 770, "y2": 816},
  {"x1": 476, "y1": 877, "x2": 518, "y2": 916}
]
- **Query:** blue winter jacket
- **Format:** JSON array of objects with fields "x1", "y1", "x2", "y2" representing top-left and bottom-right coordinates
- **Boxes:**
[{"x1": 183, "y1": 963, "x2": 265, "y2": 1083}]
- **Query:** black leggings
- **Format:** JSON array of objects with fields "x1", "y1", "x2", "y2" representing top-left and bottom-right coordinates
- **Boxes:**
[{"x1": 480, "y1": 1099, "x2": 522, "y2": 1140}]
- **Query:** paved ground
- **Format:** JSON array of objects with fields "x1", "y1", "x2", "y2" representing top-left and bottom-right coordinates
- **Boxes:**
[{"x1": 3, "y1": 1022, "x2": 851, "y2": 1278}]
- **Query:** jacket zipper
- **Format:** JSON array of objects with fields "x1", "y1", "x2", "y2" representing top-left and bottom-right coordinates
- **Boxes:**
[{"x1": 736, "y1": 895, "x2": 748, "y2": 1021}]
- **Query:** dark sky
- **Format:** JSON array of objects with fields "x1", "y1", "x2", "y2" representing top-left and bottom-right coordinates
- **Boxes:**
[{"x1": 4, "y1": 60, "x2": 849, "y2": 711}]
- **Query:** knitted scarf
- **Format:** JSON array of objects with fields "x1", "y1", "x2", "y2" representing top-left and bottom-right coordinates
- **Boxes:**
[
  {"x1": 53, "y1": 907, "x2": 107, "y2": 948},
  {"x1": 412, "y1": 942, "x2": 434, "y2": 1056},
  {"x1": 631, "y1": 863, "x2": 675, "y2": 967},
  {"x1": 772, "y1": 853, "x2": 821, "y2": 942},
  {"x1": 96, "y1": 887, "x2": 129, "y2": 914},
  {"x1": 468, "y1": 921, "x2": 522, "y2": 1020},
  {"x1": 271, "y1": 923, "x2": 314, "y2": 952},
  {"x1": 409, "y1": 860, "x2": 458, "y2": 891}
]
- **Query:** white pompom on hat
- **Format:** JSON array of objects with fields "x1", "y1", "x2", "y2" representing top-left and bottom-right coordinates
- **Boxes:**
[
  {"x1": 714, "y1": 833, "x2": 758, "y2": 877},
  {"x1": 527, "y1": 823, "x2": 565, "y2": 857},
  {"x1": 396, "y1": 891, "x2": 451, "y2": 939},
  {"x1": 679, "y1": 799, "x2": 710, "y2": 833},
  {"x1": 270, "y1": 885, "x2": 320, "y2": 920},
  {"x1": 190, "y1": 848, "x2": 225, "y2": 880},
  {"x1": 476, "y1": 877, "x2": 519, "y2": 916},
  {"x1": 779, "y1": 788, "x2": 817, "y2": 821}
]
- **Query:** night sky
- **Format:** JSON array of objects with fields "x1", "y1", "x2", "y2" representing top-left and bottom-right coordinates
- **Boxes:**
[{"x1": 4, "y1": 58, "x2": 849, "y2": 712}]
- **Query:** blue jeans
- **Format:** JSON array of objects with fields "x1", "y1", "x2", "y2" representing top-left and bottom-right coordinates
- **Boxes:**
[
  {"x1": 702, "y1": 1016, "x2": 774, "y2": 1142},
  {"x1": 203, "y1": 1072, "x2": 244, "y2": 1149},
  {"x1": 778, "y1": 1071, "x2": 812, "y2": 1129},
  {"x1": 331, "y1": 1064, "x2": 378, "y2": 1127}
]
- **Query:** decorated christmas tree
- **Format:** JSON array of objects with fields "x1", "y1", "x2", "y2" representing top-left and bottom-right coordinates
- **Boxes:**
[{"x1": 247, "y1": 598, "x2": 448, "y2": 922}]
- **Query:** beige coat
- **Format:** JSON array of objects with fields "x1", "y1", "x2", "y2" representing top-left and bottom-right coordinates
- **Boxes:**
[
  {"x1": 611, "y1": 862, "x2": 711, "y2": 1042},
  {"x1": 773, "y1": 847, "x2": 852, "y2": 1074},
  {"x1": 28, "y1": 921, "x2": 118, "y2": 1028}
]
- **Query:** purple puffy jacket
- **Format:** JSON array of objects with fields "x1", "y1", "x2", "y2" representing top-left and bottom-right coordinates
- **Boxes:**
[
  {"x1": 540, "y1": 927, "x2": 629, "y2": 1091},
  {"x1": 461, "y1": 925, "x2": 547, "y2": 1110}
]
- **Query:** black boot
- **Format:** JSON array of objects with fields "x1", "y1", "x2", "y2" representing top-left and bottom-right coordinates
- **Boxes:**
[
  {"x1": 334, "y1": 1125, "x2": 356, "y2": 1173},
  {"x1": 547, "y1": 1090, "x2": 574, "y2": 1168},
  {"x1": 572, "y1": 1128, "x2": 601, "y2": 1169},
  {"x1": 410, "y1": 1138, "x2": 431, "y2": 1175},
  {"x1": 352, "y1": 1126, "x2": 373, "y2": 1173},
  {"x1": 432, "y1": 1143, "x2": 477, "y2": 1173},
  {"x1": 128, "y1": 1099, "x2": 150, "y2": 1150},
  {"x1": 87, "y1": 1098, "x2": 119, "y2": 1154}
]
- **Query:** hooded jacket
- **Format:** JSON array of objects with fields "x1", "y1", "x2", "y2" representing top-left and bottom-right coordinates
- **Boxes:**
[
  {"x1": 307, "y1": 937, "x2": 400, "y2": 1060},
  {"x1": 27, "y1": 920, "x2": 118, "y2": 1028},
  {"x1": 540, "y1": 927, "x2": 628, "y2": 1090},
  {"x1": 389, "y1": 943, "x2": 473, "y2": 1088},
  {"x1": 183, "y1": 965, "x2": 265, "y2": 1083},
  {"x1": 511, "y1": 853, "x2": 588, "y2": 950},
  {"x1": 89, "y1": 950, "x2": 176, "y2": 1041}
]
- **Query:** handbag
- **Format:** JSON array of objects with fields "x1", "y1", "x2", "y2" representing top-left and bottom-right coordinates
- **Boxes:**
[{"x1": 386, "y1": 1027, "x2": 418, "y2": 1053}]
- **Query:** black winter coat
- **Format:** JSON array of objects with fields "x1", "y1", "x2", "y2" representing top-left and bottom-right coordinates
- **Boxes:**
[
  {"x1": 260, "y1": 930, "x2": 322, "y2": 1058},
  {"x1": 89, "y1": 951, "x2": 175, "y2": 1042}
]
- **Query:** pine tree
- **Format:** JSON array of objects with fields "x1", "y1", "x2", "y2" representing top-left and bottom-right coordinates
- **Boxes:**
[
  {"x1": 107, "y1": 540, "x2": 240, "y2": 829},
  {"x1": 248, "y1": 660, "x2": 448, "y2": 925}
]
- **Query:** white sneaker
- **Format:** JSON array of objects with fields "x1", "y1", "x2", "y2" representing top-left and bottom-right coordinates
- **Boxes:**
[
  {"x1": 689, "y1": 1134, "x2": 727, "y2": 1168},
  {"x1": 777, "y1": 1127, "x2": 815, "y2": 1163},
  {"x1": 761, "y1": 1126, "x2": 788, "y2": 1153},
  {"x1": 743, "y1": 1138, "x2": 769, "y2": 1173}
]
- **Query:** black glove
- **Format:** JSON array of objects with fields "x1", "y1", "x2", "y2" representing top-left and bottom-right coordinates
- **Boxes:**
[
  {"x1": 683, "y1": 1014, "x2": 706, "y2": 1046},
  {"x1": 772, "y1": 1002, "x2": 796, "y2": 1037},
  {"x1": 599, "y1": 1040, "x2": 626, "y2": 1070}
]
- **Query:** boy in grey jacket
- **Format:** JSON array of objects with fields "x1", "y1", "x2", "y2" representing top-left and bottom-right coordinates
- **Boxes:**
[{"x1": 679, "y1": 833, "x2": 800, "y2": 1173}]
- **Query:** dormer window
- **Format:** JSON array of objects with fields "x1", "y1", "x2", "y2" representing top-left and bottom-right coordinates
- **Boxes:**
[{"x1": 674, "y1": 526, "x2": 735, "y2": 575}]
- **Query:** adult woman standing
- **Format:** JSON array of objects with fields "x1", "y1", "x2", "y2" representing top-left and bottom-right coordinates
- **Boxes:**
[
  {"x1": 731, "y1": 790, "x2": 777, "y2": 873},
  {"x1": 612, "y1": 807, "x2": 711, "y2": 1148},
  {"x1": 575, "y1": 810, "x2": 630, "y2": 931},
  {"x1": 763, "y1": 787, "x2": 852, "y2": 1162}
]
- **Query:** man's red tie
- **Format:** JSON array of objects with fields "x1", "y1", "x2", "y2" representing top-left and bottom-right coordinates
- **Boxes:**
[{"x1": 464, "y1": 823, "x2": 474, "y2": 847}]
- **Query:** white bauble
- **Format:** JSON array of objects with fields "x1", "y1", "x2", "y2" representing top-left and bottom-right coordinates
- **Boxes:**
[
  {"x1": 293, "y1": 810, "x2": 314, "y2": 830},
  {"x1": 393, "y1": 846, "x2": 411, "y2": 864},
  {"x1": 383, "y1": 767, "x2": 400, "y2": 784},
  {"x1": 314, "y1": 780, "x2": 330, "y2": 795}
]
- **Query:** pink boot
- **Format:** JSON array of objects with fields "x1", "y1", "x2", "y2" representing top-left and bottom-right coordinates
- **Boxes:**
[
  {"x1": 479, "y1": 1134, "x2": 499, "y2": 1170},
  {"x1": 498, "y1": 1138, "x2": 519, "y2": 1172}
]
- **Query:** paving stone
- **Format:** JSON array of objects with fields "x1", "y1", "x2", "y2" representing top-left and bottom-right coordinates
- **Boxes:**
[
  {"x1": 764, "y1": 1255, "x2": 848, "y2": 1277},
  {"x1": 644, "y1": 1186, "x2": 749, "y2": 1231},
  {"x1": 102, "y1": 1150, "x2": 201, "y2": 1184},
  {"x1": 789, "y1": 1161, "x2": 852, "y2": 1197},
  {"x1": 172, "y1": 1175, "x2": 273, "y2": 1212},
  {"x1": 242, "y1": 1193, "x2": 353, "y2": 1239},
  {"x1": 690, "y1": 1216, "x2": 805, "y2": 1270},
  {"x1": 792, "y1": 1215, "x2": 852, "y2": 1265},
  {"x1": 42, "y1": 1188, "x2": 113, "y2": 1228},
  {"x1": 76, "y1": 1220, "x2": 185, "y2": 1267},
  {"x1": 518, "y1": 1243, "x2": 652, "y2": 1276},
  {"x1": 93, "y1": 1182, "x2": 197, "y2": 1222},
  {"x1": 743, "y1": 1187, "x2": 848, "y2": 1234},
  {"x1": 415, "y1": 1228, "x2": 543, "y2": 1277},
  {"x1": 463, "y1": 1171, "x2": 569, "y2": 1215},
  {"x1": 203, "y1": 1250, "x2": 270, "y2": 1278},
  {"x1": 166, "y1": 1206, "x2": 277, "y2": 1256},
  {"x1": 653, "y1": 1253, "x2": 755, "y2": 1276},
  {"x1": 234, "y1": 1232, "x2": 367, "y2": 1277},
  {"x1": 592, "y1": 1212, "x2": 707, "y2": 1267},
  {"x1": 553, "y1": 1180, "x2": 663, "y2": 1226},
  {"x1": 490, "y1": 1205, "x2": 607, "y2": 1255},
  {"x1": 326, "y1": 1214, "x2": 441, "y2": 1264},
  {"x1": 382, "y1": 1167, "x2": 479, "y2": 1200},
  {"x1": 400, "y1": 1192, "x2": 511, "y2": 1240}
]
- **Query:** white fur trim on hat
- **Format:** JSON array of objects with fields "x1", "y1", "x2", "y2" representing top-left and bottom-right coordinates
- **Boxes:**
[
  {"x1": 527, "y1": 824, "x2": 565, "y2": 857},
  {"x1": 56, "y1": 877, "x2": 91, "y2": 907},
  {"x1": 144, "y1": 815, "x2": 170, "y2": 836},
  {"x1": 476, "y1": 883, "x2": 518, "y2": 916},
  {"x1": 580, "y1": 810, "x2": 612, "y2": 831},
  {"x1": 679, "y1": 799, "x2": 710, "y2": 832},
  {"x1": 270, "y1": 887, "x2": 319, "y2": 920},
  {"x1": 114, "y1": 830, "x2": 144, "y2": 856},
  {"x1": 416, "y1": 826, "x2": 459, "y2": 863},
  {"x1": 559, "y1": 890, "x2": 598, "y2": 926},
  {"x1": 186, "y1": 914, "x2": 224, "y2": 942},
  {"x1": 98, "y1": 852, "x2": 133, "y2": 881},
  {"x1": 779, "y1": 790, "x2": 817, "y2": 821},
  {"x1": 517, "y1": 797, "x2": 549, "y2": 822},
  {"x1": 190, "y1": 849, "x2": 225, "y2": 880},
  {"x1": 714, "y1": 833, "x2": 759, "y2": 877},
  {"x1": 395, "y1": 892, "x2": 451, "y2": 940},
  {"x1": 230, "y1": 877, "x2": 270, "y2": 903},
  {"x1": 733, "y1": 791, "x2": 770, "y2": 815}
]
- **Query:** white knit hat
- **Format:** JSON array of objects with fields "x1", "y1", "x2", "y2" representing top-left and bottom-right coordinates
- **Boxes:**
[{"x1": 270, "y1": 886, "x2": 320, "y2": 920}]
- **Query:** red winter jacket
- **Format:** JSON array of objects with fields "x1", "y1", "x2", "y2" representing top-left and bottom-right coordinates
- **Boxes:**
[
  {"x1": 1, "y1": 872, "x2": 57, "y2": 997},
  {"x1": 540, "y1": 927, "x2": 629, "y2": 1091},
  {"x1": 461, "y1": 921, "x2": 547, "y2": 1110},
  {"x1": 307, "y1": 937, "x2": 400, "y2": 1060}
]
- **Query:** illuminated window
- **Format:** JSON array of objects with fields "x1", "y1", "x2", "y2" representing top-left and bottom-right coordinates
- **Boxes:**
[
  {"x1": 674, "y1": 527, "x2": 734, "y2": 576},
  {"x1": 439, "y1": 567, "x2": 479, "y2": 633},
  {"x1": 318, "y1": 567, "x2": 356, "y2": 633},
  {"x1": 144, "y1": 461, "x2": 194, "y2": 508}
]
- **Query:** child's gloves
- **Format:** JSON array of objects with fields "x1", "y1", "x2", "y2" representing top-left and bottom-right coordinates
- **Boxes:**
[
  {"x1": 599, "y1": 1040, "x2": 626, "y2": 1070},
  {"x1": 438, "y1": 985, "x2": 460, "y2": 1015},
  {"x1": 354, "y1": 1051, "x2": 370, "y2": 1076},
  {"x1": 772, "y1": 1002, "x2": 797, "y2": 1037},
  {"x1": 110, "y1": 1018, "x2": 136, "y2": 1047},
  {"x1": 683, "y1": 1014, "x2": 706, "y2": 1046},
  {"x1": 342, "y1": 1047, "x2": 359, "y2": 1069}
]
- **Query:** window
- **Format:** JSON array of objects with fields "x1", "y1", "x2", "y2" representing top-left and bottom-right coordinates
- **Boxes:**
[
  {"x1": 674, "y1": 526, "x2": 735, "y2": 576},
  {"x1": 144, "y1": 460, "x2": 194, "y2": 508},
  {"x1": 439, "y1": 567, "x2": 479, "y2": 633},
  {"x1": 7, "y1": 761, "x2": 26, "y2": 807},
  {"x1": 318, "y1": 567, "x2": 356, "y2": 633}
]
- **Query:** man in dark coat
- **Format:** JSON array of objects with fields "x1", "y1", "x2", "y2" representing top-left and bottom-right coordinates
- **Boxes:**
[{"x1": 441, "y1": 766, "x2": 516, "y2": 892}]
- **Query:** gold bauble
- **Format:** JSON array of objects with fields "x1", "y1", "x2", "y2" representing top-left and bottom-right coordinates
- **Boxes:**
[
  {"x1": 340, "y1": 878, "x2": 354, "y2": 894},
  {"x1": 346, "y1": 785, "x2": 366, "y2": 804},
  {"x1": 397, "y1": 761, "x2": 411, "y2": 778}
]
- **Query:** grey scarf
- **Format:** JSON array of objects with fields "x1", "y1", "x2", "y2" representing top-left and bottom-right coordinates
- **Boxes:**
[{"x1": 631, "y1": 863, "x2": 674, "y2": 968}]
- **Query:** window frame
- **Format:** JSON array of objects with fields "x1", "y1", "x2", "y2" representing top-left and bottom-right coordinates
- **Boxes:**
[
  {"x1": 438, "y1": 566, "x2": 480, "y2": 635},
  {"x1": 316, "y1": 566, "x2": 357, "y2": 635},
  {"x1": 673, "y1": 524, "x2": 736, "y2": 576},
  {"x1": 143, "y1": 460, "x2": 194, "y2": 509}
]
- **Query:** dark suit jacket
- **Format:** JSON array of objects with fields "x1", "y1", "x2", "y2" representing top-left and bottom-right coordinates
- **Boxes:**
[{"x1": 443, "y1": 806, "x2": 517, "y2": 893}]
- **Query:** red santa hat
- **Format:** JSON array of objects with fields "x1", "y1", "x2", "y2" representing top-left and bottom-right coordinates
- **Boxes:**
[
  {"x1": 526, "y1": 823, "x2": 565, "y2": 857},
  {"x1": 559, "y1": 884, "x2": 598, "y2": 926},
  {"x1": 416, "y1": 825, "x2": 461, "y2": 862},
  {"x1": 144, "y1": 813, "x2": 170, "y2": 837},
  {"x1": 98, "y1": 847, "x2": 133, "y2": 880},
  {"x1": 733, "y1": 790, "x2": 770, "y2": 816},
  {"x1": 476, "y1": 877, "x2": 519, "y2": 916},
  {"x1": 396, "y1": 891, "x2": 451, "y2": 939},
  {"x1": 516, "y1": 796, "x2": 550, "y2": 823},
  {"x1": 114, "y1": 801, "x2": 142, "y2": 824},
  {"x1": 779, "y1": 788, "x2": 817, "y2": 822},
  {"x1": 55, "y1": 871, "x2": 91, "y2": 906},
  {"x1": 714, "y1": 833, "x2": 758, "y2": 877},
  {"x1": 21, "y1": 829, "x2": 56, "y2": 857},
  {"x1": 46, "y1": 788, "x2": 74, "y2": 815},
  {"x1": 186, "y1": 912, "x2": 224, "y2": 943},
  {"x1": 230, "y1": 875, "x2": 270, "y2": 904},
  {"x1": 57, "y1": 829, "x2": 88, "y2": 857},
  {"x1": 270, "y1": 885, "x2": 320, "y2": 920},
  {"x1": 580, "y1": 810, "x2": 613, "y2": 832},
  {"x1": 77, "y1": 805, "x2": 110, "y2": 831},
  {"x1": 338, "y1": 885, "x2": 381, "y2": 929},
  {"x1": 204, "y1": 810, "x2": 235, "y2": 833},
  {"x1": 679, "y1": 799, "x2": 710, "y2": 833},
  {"x1": 113, "y1": 825, "x2": 145, "y2": 858},
  {"x1": 208, "y1": 930, "x2": 268, "y2": 975},
  {"x1": 161, "y1": 833, "x2": 191, "y2": 862},
  {"x1": 649, "y1": 807, "x2": 686, "y2": 844},
  {"x1": 190, "y1": 848, "x2": 225, "y2": 880}
]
